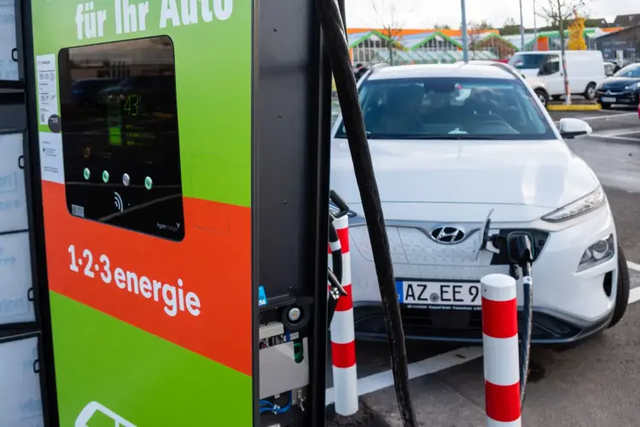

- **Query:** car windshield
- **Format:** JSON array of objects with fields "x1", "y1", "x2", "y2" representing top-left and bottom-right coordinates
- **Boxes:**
[
  {"x1": 508, "y1": 54, "x2": 550, "y2": 70},
  {"x1": 335, "y1": 77, "x2": 555, "y2": 140},
  {"x1": 613, "y1": 65, "x2": 640, "y2": 78}
]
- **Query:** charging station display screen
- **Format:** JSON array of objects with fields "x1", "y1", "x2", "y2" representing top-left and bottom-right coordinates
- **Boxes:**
[{"x1": 58, "y1": 36, "x2": 184, "y2": 241}]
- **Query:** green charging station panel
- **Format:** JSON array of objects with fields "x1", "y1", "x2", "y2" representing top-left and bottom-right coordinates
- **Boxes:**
[{"x1": 31, "y1": 0, "x2": 254, "y2": 425}]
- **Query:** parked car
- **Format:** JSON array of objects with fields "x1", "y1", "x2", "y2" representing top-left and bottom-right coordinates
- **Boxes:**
[
  {"x1": 521, "y1": 75, "x2": 550, "y2": 108},
  {"x1": 596, "y1": 63, "x2": 640, "y2": 109},
  {"x1": 457, "y1": 60, "x2": 550, "y2": 108},
  {"x1": 508, "y1": 50, "x2": 606, "y2": 101},
  {"x1": 70, "y1": 78, "x2": 119, "y2": 107},
  {"x1": 330, "y1": 62, "x2": 630, "y2": 345},
  {"x1": 604, "y1": 61, "x2": 621, "y2": 77}
]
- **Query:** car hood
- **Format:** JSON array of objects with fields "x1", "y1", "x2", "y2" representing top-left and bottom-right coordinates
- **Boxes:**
[
  {"x1": 519, "y1": 69, "x2": 540, "y2": 79},
  {"x1": 600, "y1": 77, "x2": 640, "y2": 90},
  {"x1": 330, "y1": 138, "x2": 600, "y2": 210}
]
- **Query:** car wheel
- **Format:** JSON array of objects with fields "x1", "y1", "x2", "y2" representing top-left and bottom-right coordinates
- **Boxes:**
[
  {"x1": 584, "y1": 83, "x2": 597, "y2": 100},
  {"x1": 608, "y1": 244, "x2": 630, "y2": 329},
  {"x1": 600, "y1": 103, "x2": 611, "y2": 109},
  {"x1": 535, "y1": 89, "x2": 549, "y2": 108}
]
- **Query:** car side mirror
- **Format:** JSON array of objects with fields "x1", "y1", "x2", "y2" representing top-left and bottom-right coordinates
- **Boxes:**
[{"x1": 558, "y1": 118, "x2": 592, "y2": 139}]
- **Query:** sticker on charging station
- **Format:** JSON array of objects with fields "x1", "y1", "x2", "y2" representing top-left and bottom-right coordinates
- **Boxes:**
[
  {"x1": 35, "y1": 54, "x2": 59, "y2": 126},
  {"x1": 39, "y1": 132, "x2": 64, "y2": 184}
]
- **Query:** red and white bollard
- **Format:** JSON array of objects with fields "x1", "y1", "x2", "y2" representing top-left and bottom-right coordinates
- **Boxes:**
[
  {"x1": 481, "y1": 273, "x2": 522, "y2": 427},
  {"x1": 328, "y1": 214, "x2": 358, "y2": 416}
]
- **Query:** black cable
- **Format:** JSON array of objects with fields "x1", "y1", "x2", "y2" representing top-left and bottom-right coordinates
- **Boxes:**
[
  {"x1": 520, "y1": 265, "x2": 533, "y2": 404},
  {"x1": 314, "y1": 1, "x2": 417, "y2": 425}
]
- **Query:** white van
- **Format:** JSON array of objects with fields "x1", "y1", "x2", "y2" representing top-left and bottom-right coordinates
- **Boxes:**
[{"x1": 508, "y1": 50, "x2": 606, "y2": 100}]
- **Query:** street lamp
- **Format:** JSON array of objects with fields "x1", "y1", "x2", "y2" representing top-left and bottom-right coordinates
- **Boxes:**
[
  {"x1": 461, "y1": 0, "x2": 469, "y2": 62},
  {"x1": 519, "y1": 0, "x2": 525, "y2": 50},
  {"x1": 533, "y1": 0, "x2": 538, "y2": 50}
]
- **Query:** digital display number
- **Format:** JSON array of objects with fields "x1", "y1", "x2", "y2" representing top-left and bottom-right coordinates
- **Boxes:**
[{"x1": 123, "y1": 94, "x2": 141, "y2": 116}]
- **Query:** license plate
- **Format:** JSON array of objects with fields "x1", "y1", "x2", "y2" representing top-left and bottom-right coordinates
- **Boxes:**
[
  {"x1": 602, "y1": 97, "x2": 616, "y2": 103},
  {"x1": 396, "y1": 280, "x2": 481, "y2": 309}
]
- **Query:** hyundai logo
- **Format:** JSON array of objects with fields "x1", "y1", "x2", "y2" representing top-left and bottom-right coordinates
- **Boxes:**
[{"x1": 429, "y1": 226, "x2": 467, "y2": 244}]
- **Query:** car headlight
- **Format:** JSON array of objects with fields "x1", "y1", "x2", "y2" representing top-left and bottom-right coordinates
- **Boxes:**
[
  {"x1": 541, "y1": 187, "x2": 605, "y2": 223},
  {"x1": 625, "y1": 82, "x2": 640, "y2": 90},
  {"x1": 578, "y1": 234, "x2": 615, "y2": 272}
]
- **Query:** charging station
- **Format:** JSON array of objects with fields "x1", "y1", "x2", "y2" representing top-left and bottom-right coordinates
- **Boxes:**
[{"x1": 1, "y1": 0, "x2": 333, "y2": 425}]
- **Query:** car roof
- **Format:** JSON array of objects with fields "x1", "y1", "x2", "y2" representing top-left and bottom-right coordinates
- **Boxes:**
[{"x1": 367, "y1": 63, "x2": 517, "y2": 81}]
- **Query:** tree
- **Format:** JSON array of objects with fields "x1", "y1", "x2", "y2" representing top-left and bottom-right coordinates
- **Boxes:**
[
  {"x1": 474, "y1": 20, "x2": 494, "y2": 31},
  {"x1": 567, "y1": 11, "x2": 587, "y2": 50},
  {"x1": 540, "y1": 0, "x2": 588, "y2": 104},
  {"x1": 501, "y1": 18, "x2": 521, "y2": 36},
  {"x1": 468, "y1": 21, "x2": 489, "y2": 58},
  {"x1": 371, "y1": 0, "x2": 410, "y2": 66},
  {"x1": 434, "y1": 24, "x2": 451, "y2": 30}
]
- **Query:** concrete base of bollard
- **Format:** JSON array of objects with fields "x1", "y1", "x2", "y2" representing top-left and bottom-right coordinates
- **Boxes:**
[{"x1": 326, "y1": 400, "x2": 391, "y2": 427}]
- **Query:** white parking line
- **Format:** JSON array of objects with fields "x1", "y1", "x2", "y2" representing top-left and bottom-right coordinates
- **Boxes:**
[
  {"x1": 605, "y1": 129, "x2": 640, "y2": 137},
  {"x1": 628, "y1": 261, "x2": 640, "y2": 272},
  {"x1": 581, "y1": 112, "x2": 638, "y2": 120},
  {"x1": 325, "y1": 346, "x2": 483, "y2": 405},
  {"x1": 325, "y1": 263, "x2": 640, "y2": 403},
  {"x1": 589, "y1": 134, "x2": 640, "y2": 142},
  {"x1": 629, "y1": 288, "x2": 640, "y2": 304}
]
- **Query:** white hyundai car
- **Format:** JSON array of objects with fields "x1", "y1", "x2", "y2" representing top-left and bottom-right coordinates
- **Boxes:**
[{"x1": 330, "y1": 62, "x2": 630, "y2": 344}]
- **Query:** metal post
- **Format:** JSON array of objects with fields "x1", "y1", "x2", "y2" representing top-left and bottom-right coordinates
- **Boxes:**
[
  {"x1": 461, "y1": 0, "x2": 469, "y2": 62},
  {"x1": 533, "y1": 0, "x2": 538, "y2": 51},
  {"x1": 519, "y1": 0, "x2": 525, "y2": 51}
]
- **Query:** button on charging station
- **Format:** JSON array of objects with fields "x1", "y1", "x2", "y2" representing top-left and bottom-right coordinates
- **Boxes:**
[
  {"x1": 122, "y1": 173, "x2": 131, "y2": 187},
  {"x1": 83, "y1": 168, "x2": 90, "y2": 180},
  {"x1": 144, "y1": 176, "x2": 153, "y2": 190},
  {"x1": 102, "y1": 170, "x2": 109, "y2": 183}
]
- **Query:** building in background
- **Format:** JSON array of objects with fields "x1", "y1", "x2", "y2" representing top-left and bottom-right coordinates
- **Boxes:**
[
  {"x1": 595, "y1": 25, "x2": 640, "y2": 64},
  {"x1": 346, "y1": 24, "x2": 630, "y2": 66}
]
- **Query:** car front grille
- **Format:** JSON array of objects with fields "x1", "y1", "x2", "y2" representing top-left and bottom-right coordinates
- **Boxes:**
[{"x1": 349, "y1": 224, "x2": 548, "y2": 267}]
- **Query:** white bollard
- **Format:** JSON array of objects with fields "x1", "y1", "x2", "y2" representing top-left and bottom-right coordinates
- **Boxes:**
[
  {"x1": 329, "y1": 214, "x2": 358, "y2": 416},
  {"x1": 481, "y1": 273, "x2": 522, "y2": 427}
]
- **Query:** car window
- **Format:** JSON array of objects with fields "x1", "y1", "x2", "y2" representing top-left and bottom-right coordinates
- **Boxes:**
[
  {"x1": 335, "y1": 77, "x2": 555, "y2": 140},
  {"x1": 539, "y1": 56, "x2": 560, "y2": 76},
  {"x1": 613, "y1": 65, "x2": 640, "y2": 78},
  {"x1": 508, "y1": 54, "x2": 552, "y2": 70}
]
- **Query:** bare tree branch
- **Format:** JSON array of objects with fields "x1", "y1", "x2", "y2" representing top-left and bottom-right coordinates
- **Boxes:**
[
  {"x1": 538, "y1": 0, "x2": 589, "y2": 105},
  {"x1": 540, "y1": 0, "x2": 587, "y2": 27},
  {"x1": 371, "y1": 0, "x2": 412, "y2": 64}
]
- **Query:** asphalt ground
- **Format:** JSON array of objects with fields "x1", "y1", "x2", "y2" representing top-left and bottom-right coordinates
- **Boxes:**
[{"x1": 326, "y1": 107, "x2": 640, "y2": 426}]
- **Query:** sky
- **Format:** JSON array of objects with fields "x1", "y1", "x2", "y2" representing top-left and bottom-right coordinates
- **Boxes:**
[{"x1": 345, "y1": 0, "x2": 640, "y2": 29}]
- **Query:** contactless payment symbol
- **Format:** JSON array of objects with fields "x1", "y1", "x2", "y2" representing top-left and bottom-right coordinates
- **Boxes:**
[{"x1": 75, "y1": 401, "x2": 136, "y2": 427}]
